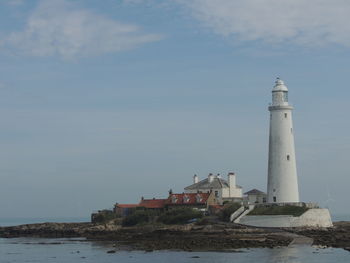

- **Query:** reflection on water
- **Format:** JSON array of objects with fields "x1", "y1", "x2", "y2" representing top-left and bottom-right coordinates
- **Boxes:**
[
  {"x1": 265, "y1": 246, "x2": 303, "y2": 263},
  {"x1": 263, "y1": 245, "x2": 349, "y2": 263},
  {"x1": 0, "y1": 238, "x2": 349, "y2": 263}
]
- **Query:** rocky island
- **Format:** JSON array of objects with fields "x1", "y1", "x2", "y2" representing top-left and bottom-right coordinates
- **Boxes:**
[{"x1": 1, "y1": 220, "x2": 349, "y2": 252}]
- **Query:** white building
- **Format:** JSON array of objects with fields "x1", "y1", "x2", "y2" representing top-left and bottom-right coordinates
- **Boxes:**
[
  {"x1": 244, "y1": 189, "x2": 267, "y2": 204},
  {"x1": 267, "y1": 78, "x2": 299, "y2": 203},
  {"x1": 184, "y1": 173, "x2": 242, "y2": 204}
]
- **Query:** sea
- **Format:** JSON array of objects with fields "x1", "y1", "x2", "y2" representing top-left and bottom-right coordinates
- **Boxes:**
[{"x1": 0, "y1": 215, "x2": 349, "y2": 263}]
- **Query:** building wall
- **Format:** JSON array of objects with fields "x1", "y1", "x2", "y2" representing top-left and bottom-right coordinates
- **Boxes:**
[
  {"x1": 247, "y1": 194, "x2": 266, "y2": 204},
  {"x1": 230, "y1": 187, "x2": 243, "y2": 198},
  {"x1": 206, "y1": 192, "x2": 217, "y2": 206},
  {"x1": 221, "y1": 188, "x2": 229, "y2": 198},
  {"x1": 238, "y1": 208, "x2": 333, "y2": 228},
  {"x1": 116, "y1": 207, "x2": 136, "y2": 217}
]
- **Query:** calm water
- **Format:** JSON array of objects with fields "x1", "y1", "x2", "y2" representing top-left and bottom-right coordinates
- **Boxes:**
[
  {"x1": 0, "y1": 217, "x2": 89, "y2": 227},
  {"x1": 0, "y1": 217, "x2": 349, "y2": 262},
  {"x1": 0, "y1": 237, "x2": 349, "y2": 263},
  {"x1": 332, "y1": 214, "x2": 350, "y2": 222}
]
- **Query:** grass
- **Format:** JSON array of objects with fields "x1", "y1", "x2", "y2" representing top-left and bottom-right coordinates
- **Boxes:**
[
  {"x1": 219, "y1": 203, "x2": 242, "y2": 222},
  {"x1": 91, "y1": 210, "x2": 117, "y2": 224},
  {"x1": 157, "y1": 208, "x2": 203, "y2": 225},
  {"x1": 248, "y1": 205, "x2": 309, "y2": 217}
]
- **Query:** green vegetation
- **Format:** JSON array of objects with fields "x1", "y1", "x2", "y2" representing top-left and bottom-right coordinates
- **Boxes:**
[
  {"x1": 157, "y1": 208, "x2": 203, "y2": 225},
  {"x1": 91, "y1": 210, "x2": 117, "y2": 224},
  {"x1": 122, "y1": 210, "x2": 157, "y2": 227},
  {"x1": 121, "y1": 208, "x2": 204, "y2": 226},
  {"x1": 248, "y1": 205, "x2": 309, "y2": 217},
  {"x1": 195, "y1": 217, "x2": 211, "y2": 225},
  {"x1": 219, "y1": 203, "x2": 241, "y2": 222}
]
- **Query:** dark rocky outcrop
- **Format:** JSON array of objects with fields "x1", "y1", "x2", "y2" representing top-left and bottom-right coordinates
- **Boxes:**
[
  {"x1": 0, "y1": 222, "x2": 93, "y2": 238},
  {"x1": 288, "y1": 221, "x2": 350, "y2": 250},
  {"x1": 1, "y1": 221, "x2": 349, "y2": 251}
]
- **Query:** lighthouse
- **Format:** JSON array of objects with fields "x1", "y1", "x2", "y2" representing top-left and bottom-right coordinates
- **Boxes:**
[
  {"x1": 267, "y1": 78, "x2": 299, "y2": 203},
  {"x1": 236, "y1": 78, "x2": 332, "y2": 227}
]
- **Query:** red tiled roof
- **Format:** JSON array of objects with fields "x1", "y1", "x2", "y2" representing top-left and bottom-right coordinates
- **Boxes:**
[
  {"x1": 139, "y1": 199, "x2": 167, "y2": 209},
  {"x1": 166, "y1": 193, "x2": 210, "y2": 205},
  {"x1": 116, "y1": 204, "x2": 139, "y2": 208}
]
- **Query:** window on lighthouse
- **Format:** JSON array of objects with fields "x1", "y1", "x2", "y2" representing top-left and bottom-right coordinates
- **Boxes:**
[{"x1": 283, "y1": 91, "x2": 288, "y2": 102}]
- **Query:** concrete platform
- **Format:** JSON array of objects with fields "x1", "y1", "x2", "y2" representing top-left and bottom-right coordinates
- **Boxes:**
[{"x1": 237, "y1": 208, "x2": 333, "y2": 228}]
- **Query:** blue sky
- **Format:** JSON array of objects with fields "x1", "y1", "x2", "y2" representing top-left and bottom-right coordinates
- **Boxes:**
[{"x1": 0, "y1": 0, "x2": 349, "y2": 219}]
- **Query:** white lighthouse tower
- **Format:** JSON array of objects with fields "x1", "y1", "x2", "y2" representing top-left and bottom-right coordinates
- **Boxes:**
[
  {"x1": 236, "y1": 78, "x2": 332, "y2": 227},
  {"x1": 267, "y1": 78, "x2": 299, "y2": 203}
]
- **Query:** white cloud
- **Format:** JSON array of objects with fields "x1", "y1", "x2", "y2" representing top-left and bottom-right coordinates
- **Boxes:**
[
  {"x1": 178, "y1": 0, "x2": 350, "y2": 47},
  {"x1": 1, "y1": 0, "x2": 162, "y2": 59}
]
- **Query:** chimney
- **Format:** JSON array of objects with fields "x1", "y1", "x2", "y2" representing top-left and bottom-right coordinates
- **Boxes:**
[
  {"x1": 228, "y1": 172, "x2": 236, "y2": 196},
  {"x1": 208, "y1": 173, "x2": 214, "y2": 183},
  {"x1": 193, "y1": 174, "x2": 199, "y2": 184}
]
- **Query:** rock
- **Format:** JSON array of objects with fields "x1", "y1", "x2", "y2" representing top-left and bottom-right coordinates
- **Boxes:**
[
  {"x1": 107, "y1": 250, "x2": 116, "y2": 253},
  {"x1": 2, "y1": 221, "x2": 350, "y2": 251}
]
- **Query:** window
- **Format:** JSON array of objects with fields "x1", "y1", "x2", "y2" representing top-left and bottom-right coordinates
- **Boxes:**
[
  {"x1": 273, "y1": 196, "x2": 277, "y2": 202},
  {"x1": 287, "y1": 155, "x2": 290, "y2": 161},
  {"x1": 284, "y1": 113, "x2": 287, "y2": 118},
  {"x1": 183, "y1": 195, "x2": 190, "y2": 203},
  {"x1": 215, "y1": 191, "x2": 219, "y2": 198},
  {"x1": 171, "y1": 196, "x2": 178, "y2": 203},
  {"x1": 263, "y1": 197, "x2": 267, "y2": 203},
  {"x1": 196, "y1": 194, "x2": 203, "y2": 203},
  {"x1": 283, "y1": 91, "x2": 288, "y2": 102}
]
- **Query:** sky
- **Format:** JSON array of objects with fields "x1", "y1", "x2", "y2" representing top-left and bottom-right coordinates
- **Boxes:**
[{"x1": 0, "y1": 0, "x2": 349, "y2": 219}]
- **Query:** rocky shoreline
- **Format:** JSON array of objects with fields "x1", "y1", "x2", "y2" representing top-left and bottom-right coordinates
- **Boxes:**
[
  {"x1": 1, "y1": 221, "x2": 349, "y2": 251},
  {"x1": 288, "y1": 221, "x2": 350, "y2": 251}
]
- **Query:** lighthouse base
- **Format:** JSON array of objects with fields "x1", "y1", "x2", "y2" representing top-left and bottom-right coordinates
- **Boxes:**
[{"x1": 237, "y1": 208, "x2": 333, "y2": 228}]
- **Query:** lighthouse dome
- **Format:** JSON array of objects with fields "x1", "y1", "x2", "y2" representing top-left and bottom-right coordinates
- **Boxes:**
[{"x1": 272, "y1": 78, "x2": 288, "y2": 92}]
